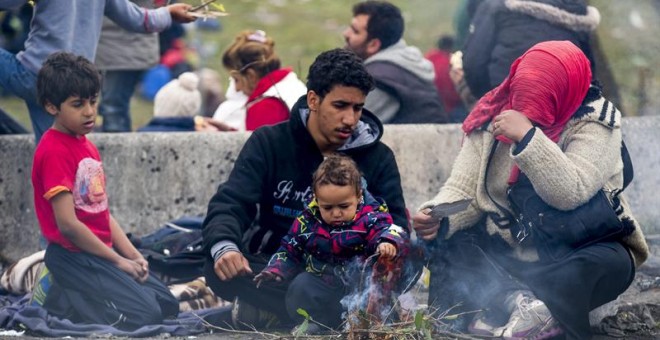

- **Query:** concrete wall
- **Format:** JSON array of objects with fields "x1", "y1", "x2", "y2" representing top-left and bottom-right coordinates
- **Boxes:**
[{"x1": 1, "y1": 117, "x2": 659, "y2": 264}]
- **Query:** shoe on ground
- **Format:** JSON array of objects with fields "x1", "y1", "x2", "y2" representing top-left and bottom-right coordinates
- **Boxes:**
[
  {"x1": 494, "y1": 291, "x2": 564, "y2": 339},
  {"x1": 468, "y1": 311, "x2": 502, "y2": 336},
  {"x1": 231, "y1": 297, "x2": 279, "y2": 330}
]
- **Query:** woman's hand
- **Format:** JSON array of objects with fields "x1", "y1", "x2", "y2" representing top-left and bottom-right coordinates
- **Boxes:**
[
  {"x1": 492, "y1": 110, "x2": 534, "y2": 142},
  {"x1": 413, "y1": 209, "x2": 442, "y2": 241},
  {"x1": 377, "y1": 242, "x2": 397, "y2": 259},
  {"x1": 253, "y1": 270, "x2": 282, "y2": 288}
]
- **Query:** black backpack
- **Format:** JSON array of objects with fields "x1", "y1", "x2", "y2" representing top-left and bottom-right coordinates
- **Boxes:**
[{"x1": 133, "y1": 217, "x2": 206, "y2": 285}]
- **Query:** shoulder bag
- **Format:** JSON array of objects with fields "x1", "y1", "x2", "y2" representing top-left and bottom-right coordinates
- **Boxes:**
[{"x1": 485, "y1": 140, "x2": 634, "y2": 262}]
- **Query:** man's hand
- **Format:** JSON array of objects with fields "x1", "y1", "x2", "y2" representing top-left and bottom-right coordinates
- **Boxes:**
[
  {"x1": 377, "y1": 242, "x2": 397, "y2": 259},
  {"x1": 214, "y1": 251, "x2": 253, "y2": 281},
  {"x1": 492, "y1": 109, "x2": 534, "y2": 142},
  {"x1": 253, "y1": 270, "x2": 282, "y2": 288},
  {"x1": 413, "y1": 209, "x2": 442, "y2": 241},
  {"x1": 167, "y1": 3, "x2": 196, "y2": 23}
]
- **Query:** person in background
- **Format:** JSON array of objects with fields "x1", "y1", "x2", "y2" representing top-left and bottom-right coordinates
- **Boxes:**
[
  {"x1": 95, "y1": 0, "x2": 160, "y2": 133},
  {"x1": 343, "y1": 0, "x2": 447, "y2": 124},
  {"x1": 219, "y1": 29, "x2": 306, "y2": 131},
  {"x1": 138, "y1": 72, "x2": 233, "y2": 132},
  {"x1": 413, "y1": 41, "x2": 648, "y2": 339},
  {"x1": 197, "y1": 68, "x2": 226, "y2": 117},
  {"x1": 212, "y1": 77, "x2": 248, "y2": 131},
  {"x1": 203, "y1": 48, "x2": 408, "y2": 330},
  {"x1": 32, "y1": 51, "x2": 178, "y2": 329},
  {"x1": 461, "y1": 0, "x2": 600, "y2": 99},
  {"x1": 0, "y1": 0, "x2": 195, "y2": 142},
  {"x1": 425, "y1": 35, "x2": 467, "y2": 123}
]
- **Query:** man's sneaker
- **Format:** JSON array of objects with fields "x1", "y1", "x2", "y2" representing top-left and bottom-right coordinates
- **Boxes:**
[
  {"x1": 467, "y1": 311, "x2": 501, "y2": 336},
  {"x1": 495, "y1": 292, "x2": 564, "y2": 339},
  {"x1": 231, "y1": 297, "x2": 279, "y2": 330}
]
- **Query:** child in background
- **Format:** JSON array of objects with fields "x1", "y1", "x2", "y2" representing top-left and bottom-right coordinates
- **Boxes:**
[
  {"x1": 31, "y1": 51, "x2": 178, "y2": 329},
  {"x1": 254, "y1": 154, "x2": 408, "y2": 334},
  {"x1": 138, "y1": 72, "x2": 234, "y2": 132}
]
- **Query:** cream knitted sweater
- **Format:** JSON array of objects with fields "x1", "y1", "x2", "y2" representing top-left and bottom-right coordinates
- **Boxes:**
[{"x1": 420, "y1": 89, "x2": 649, "y2": 266}]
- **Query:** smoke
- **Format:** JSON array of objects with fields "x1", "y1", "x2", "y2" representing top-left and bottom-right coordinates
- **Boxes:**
[{"x1": 339, "y1": 249, "x2": 424, "y2": 332}]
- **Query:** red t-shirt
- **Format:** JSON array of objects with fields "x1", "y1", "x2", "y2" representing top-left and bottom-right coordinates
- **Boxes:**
[{"x1": 32, "y1": 129, "x2": 112, "y2": 251}]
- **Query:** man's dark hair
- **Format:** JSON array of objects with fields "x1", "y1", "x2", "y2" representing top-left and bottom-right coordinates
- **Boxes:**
[
  {"x1": 37, "y1": 51, "x2": 102, "y2": 108},
  {"x1": 307, "y1": 48, "x2": 374, "y2": 98},
  {"x1": 352, "y1": 1, "x2": 404, "y2": 50}
]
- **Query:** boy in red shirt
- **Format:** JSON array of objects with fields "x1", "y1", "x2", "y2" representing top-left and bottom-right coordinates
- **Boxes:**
[{"x1": 31, "y1": 52, "x2": 177, "y2": 329}]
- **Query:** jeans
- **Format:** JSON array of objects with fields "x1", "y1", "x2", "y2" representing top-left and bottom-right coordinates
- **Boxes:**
[
  {"x1": 99, "y1": 69, "x2": 144, "y2": 132},
  {"x1": 0, "y1": 48, "x2": 53, "y2": 142}
]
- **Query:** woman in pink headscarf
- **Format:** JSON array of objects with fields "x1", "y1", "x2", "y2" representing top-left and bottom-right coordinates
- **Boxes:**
[{"x1": 413, "y1": 41, "x2": 648, "y2": 339}]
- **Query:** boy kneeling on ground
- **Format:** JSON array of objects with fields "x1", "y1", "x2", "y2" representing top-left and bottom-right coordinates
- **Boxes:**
[{"x1": 31, "y1": 51, "x2": 178, "y2": 329}]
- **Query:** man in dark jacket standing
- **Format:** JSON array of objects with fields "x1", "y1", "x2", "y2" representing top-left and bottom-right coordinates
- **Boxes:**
[
  {"x1": 343, "y1": 1, "x2": 447, "y2": 124},
  {"x1": 202, "y1": 48, "x2": 408, "y2": 329}
]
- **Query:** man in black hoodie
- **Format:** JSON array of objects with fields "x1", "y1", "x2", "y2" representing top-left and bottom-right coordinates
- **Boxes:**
[{"x1": 202, "y1": 48, "x2": 407, "y2": 329}]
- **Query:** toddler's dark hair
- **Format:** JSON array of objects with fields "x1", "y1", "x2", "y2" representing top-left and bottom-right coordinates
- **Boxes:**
[
  {"x1": 312, "y1": 154, "x2": 362, "y2": 196},
  {"x1": 37, "y1": 51, "x2": 102, "y2": 108}
]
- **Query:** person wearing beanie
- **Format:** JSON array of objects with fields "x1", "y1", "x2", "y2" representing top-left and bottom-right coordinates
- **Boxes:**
[{"x1": 139, "y1": 72, "x2": 234, "y2": 132}]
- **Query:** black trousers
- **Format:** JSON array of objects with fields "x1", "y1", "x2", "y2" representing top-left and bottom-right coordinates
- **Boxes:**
[
  {"x1": 428, "y1": 230, "x2": 634, "y2": 339},
  {"x1": 286, "y1": 272, "x2": 346, "y2": 328},
  {"x1": 44, "y1": 244, "x2": 179, "y2": 330},
  {"x1": 204, "y1": 255, "x2": 359, "y2": 329},
  {"x1": 203, "y1": 253, "x2": 292, "y2": 323}
]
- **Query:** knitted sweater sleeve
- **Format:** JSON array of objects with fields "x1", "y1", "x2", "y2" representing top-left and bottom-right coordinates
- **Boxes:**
[
  {"x1": 512, "y1": 122, "x2": 621, "y2": 210},
  {"x1": 419, "y1": 134, "x2": 484, "y2": 235}
]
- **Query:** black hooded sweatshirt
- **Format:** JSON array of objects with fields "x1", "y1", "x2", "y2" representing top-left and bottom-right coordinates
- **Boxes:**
[{"x1": 202, "y1": 95, "x2": 407, "y2": 258}]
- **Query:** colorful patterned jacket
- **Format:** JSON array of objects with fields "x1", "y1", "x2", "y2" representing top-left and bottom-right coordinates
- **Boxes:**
[{"x1": 264, "y1": 189, "x2": 408, "y2": 280}]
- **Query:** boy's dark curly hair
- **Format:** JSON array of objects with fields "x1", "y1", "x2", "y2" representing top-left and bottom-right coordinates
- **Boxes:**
[
  {"x1": 306, "y1": 48, "x2": 374, "y2": 98},
  {"x1": 37, "y1": 51, "x2": 102, "y2": 108},
  {"x1": 352, "y1": 1, "x2": 404, "y2": 51},
  {"x1": 312, "y1": 153, "x2": 362, "y2": 196}
]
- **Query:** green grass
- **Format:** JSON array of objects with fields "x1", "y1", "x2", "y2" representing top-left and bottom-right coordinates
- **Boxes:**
[{"x1": 2, "y1": 0, "x2": 659, "y2": 131}]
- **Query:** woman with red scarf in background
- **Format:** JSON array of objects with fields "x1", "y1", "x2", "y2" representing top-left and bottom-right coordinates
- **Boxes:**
[{"x1": 413, "y1": 41, "x2": 648, "y2": 339}]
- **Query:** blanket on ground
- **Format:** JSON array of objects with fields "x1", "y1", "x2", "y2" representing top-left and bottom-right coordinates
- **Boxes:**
[{"x1": 0, "y1": 294, "x2": 231, "y2": 337}]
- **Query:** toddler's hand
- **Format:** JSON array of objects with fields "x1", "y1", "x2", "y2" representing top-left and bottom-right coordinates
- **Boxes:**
[
  {"x1": 377, "y1": 242, "x2": 397, "y2": 259},
  {"x1": 253, "y1": 271, "x2": 282, "y2": 288}
]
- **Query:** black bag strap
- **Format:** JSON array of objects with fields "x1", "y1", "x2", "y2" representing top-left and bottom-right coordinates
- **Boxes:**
[
  {"x1": 621, "y1": 141, "x2": 633, "y2": 191},
  {"x1": 483, "y1": 140, "x2": 518, "y2": 229},
  {"x1": 485, "y1": 138, "x2": 632, "y2": 234}
]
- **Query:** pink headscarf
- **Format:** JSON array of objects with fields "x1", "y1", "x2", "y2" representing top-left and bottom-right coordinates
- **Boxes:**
[{"x1": 462, "y1": 40, "x2": 592, "y2": 182}]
